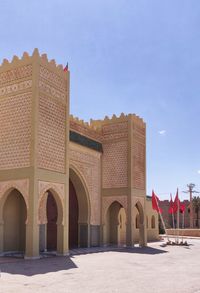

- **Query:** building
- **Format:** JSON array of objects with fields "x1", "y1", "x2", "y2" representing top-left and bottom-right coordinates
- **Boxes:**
[
  {"x1": 160, "y1": 199, "x2": 197, "y2": 229},
  {"x1": 0, "y1": 49, "x2": 158, "y2": 259}
]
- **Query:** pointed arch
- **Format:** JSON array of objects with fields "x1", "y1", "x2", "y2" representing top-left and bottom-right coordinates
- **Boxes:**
[
  {"x1": 0, "y1": 186, "x2": 28, "y2": 223},
  {"x1": 134, "y1": 200, "x2": 146, "y2": 247},
  {"x1": 69, "y1": 164, "x2": 91, "y2": 248},
  {"x1": 38, "y1": 186, "x2": 64, "y2": 225},
  {"x1": 103, "y1": 200, "x2": 127, "y2": 246},
  {"x1": 1, "y1": 188, "x2": 27, "y2": 253}
]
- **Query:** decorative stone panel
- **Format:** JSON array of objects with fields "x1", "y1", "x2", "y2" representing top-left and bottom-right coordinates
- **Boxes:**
[
  {"x1": 40, "y1": 66, "x2": 66, "y2": 92},
  {"x1": 38, "y1": 181, "x2": 65, "y2": 224},
  {"x1": 0, "y1": 179, "x2": 29, "y2": 210},
  {"x1": 132, "y1": 123, "x2": 145, "y2": 190},
  {"x1": 39, "y1": 80, "x2": 65, "y2": 103},
  {"x1": 69, "y1": 143, "x2": 101, "y2": 225},
  {"x1": 0, "y1": 65, "x2": 32, "y2": 86},
  {"x1": 102, "y1": 121, "x2": 128, "y2": 142},
  {"x1": 0, "y1": 93, "x2": 31, "y2": 169},
  {"x1": 102, "y1": 141, "x2": 128, "y2": 188},
  {"x1": 0, "y1": 80, "x2": 32, "y2": 97},
  {"x1": 37, "y1": 94, "x2": 66, "y2": 173}
]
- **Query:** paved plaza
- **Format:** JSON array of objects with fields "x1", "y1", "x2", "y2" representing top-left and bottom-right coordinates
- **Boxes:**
[{"x1": 0, "y1": 238, "x2": 200, "y2": 293}]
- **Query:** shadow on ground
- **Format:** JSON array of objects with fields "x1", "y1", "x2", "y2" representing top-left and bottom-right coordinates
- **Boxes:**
[
  {"x1": 0, "y1": 246, "x2": 167, "y2": 276},
  {"x1": 69, "y1": 245, "x2": 168, "y2": 257},
  {"x1": 0, "y1": 256, "x2": 77, "y2": 276}
]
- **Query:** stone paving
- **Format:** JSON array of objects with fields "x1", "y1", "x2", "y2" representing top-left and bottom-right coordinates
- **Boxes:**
[{"x1": 1, "y1": 239, "x2": 200, "y2": 293}]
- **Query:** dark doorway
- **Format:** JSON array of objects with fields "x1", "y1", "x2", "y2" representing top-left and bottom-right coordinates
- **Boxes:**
[
  {"x1": 47, "y1": 192, "x2": 58, "y2": 251},
  {"x1": 69, "y1": 180, "x2": 79, "y2": 248}
]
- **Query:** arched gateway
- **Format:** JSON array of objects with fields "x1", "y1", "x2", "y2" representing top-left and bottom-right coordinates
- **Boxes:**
[
  {"x1": 0, "y1": 50, "x2": 158, "y2": 258},
  {"x1": 38, "y1": 188, "x2": 64, "y2": 253},
  {"x1": 69, "y1": 166, "x2": 90, "y2": 248}
]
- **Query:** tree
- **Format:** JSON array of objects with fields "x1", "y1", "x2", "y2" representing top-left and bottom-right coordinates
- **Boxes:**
[{"x1": 192, "y1": 196, "x2": 200, "y2": 228}]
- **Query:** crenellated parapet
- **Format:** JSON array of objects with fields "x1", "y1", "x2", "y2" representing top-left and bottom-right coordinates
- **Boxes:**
[
  {"x1": 0, "y1": 48, "x2": 67, "y2": 78},
  {"x1": 70, "y1": 114, "x2": 103, "y2": 143},
  {"x1": 90, "y1": 112, "x2": 145, "y2": 129}
]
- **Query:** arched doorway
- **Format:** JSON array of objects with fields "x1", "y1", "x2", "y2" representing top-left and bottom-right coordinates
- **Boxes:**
[
  {"x1": 69, "y1": 179, "x2": 79, "y2": 248},
  {"x1": 135, "y1": 201, "x2": 146, "y2": 247},
  {"x1": 38, "y1": 189, "x2": 63, "y2": 254},
  {"x1": 104, "y1": 201, "x2": 126, "y2": 246},
  {"x1": 69, "y1": 167, "x2": 90, "y2": 248},
  {"x1": 46, "y1": 191, "x2": 58, "y2": 251},
  {"x1": 3, "y1": 189, "x2": 27, "y2": 253}
]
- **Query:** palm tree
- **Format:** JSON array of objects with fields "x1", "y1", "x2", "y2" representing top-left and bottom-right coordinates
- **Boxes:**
[{"x1": 192, "y1": 196, "x2": 200, "y2": 228}]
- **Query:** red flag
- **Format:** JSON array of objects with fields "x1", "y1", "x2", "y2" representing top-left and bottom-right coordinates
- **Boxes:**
[
  {"x1": 152, "y1": 190, "x2": 162, "y2": 213},
  {"x1": 63, "y1": 63, "x2": 68, "y2": 72},
  {"x1": 168, "y1": 193, "x2": 174, "y2": 214},
  {"x1": 180, "y1": 203, "x2": 185, "y2": 214},
  {"x1": 173, "y1": 188, "x2": 180, "y2": 213}
]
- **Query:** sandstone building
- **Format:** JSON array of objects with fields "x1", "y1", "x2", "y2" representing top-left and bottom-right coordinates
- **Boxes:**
[{"x1": 0, "y1": 49, "x2": 158, "y2": 258}]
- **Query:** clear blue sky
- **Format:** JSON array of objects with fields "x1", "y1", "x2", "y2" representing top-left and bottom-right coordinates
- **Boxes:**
[{"x1": 1, "y1": 0, "x2": 200, "y2": 200}]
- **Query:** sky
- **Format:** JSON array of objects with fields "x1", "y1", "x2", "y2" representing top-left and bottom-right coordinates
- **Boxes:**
[{"x1": 1, "y1": 0, "x2": 200, "y2": 200}]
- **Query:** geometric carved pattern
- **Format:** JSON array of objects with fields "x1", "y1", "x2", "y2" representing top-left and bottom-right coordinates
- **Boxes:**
[
  {"x1": 0, "y1": 80, "x2": 32, "y2": 97},
  {"x1": 0, "y1": 93, "x2": 32, "y2": 169},
  {"x1": 132, "y1": 123, "x2": 145, "y2": 190},
  {"x1": 102, "y1": 195, "x2": 127, "y2": 224},
  {"x1": 40, "y1": 66, "x2": 66, "y2": 92},
  {"x1": 38, "y1": 95, "x2": 66, "y2": 173},
  {"x1": 102, "y1": 141, "x2": 128, "y2": 188},
  {"x1": 38, "y1": 181, "x2": 65, "y2": 224},
  {"x1": 0, "y1": 65, "x2": 32, "y2": 86},
  {"x1": 39, "y1": 80, "x2": 65, "y2": 103},
  {"x1": 102, "y1": 121, "x2": 128, "y2": 142},
  {"x1": 69, "y1": 144, "x2": 101, "y2": 225}
]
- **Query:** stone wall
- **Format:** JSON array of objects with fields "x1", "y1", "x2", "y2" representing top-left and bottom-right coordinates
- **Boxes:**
[
  {"x1": 0, "y1": 64, "x2": 32, "y2": 169},
  {"x1": 132, "y1": 121, "x2": 146, "y2": 190},
  {"x1": 37, "y1": 65, "x2": 67, "y2": 173},
  {"x1": 102, "y1": 121, "x2": 128, "y2": 189}
]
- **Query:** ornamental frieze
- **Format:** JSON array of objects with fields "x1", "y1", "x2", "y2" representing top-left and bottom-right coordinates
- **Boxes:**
[{"x1": 0, "y1": 80, "x2": 32, "y2": 97}]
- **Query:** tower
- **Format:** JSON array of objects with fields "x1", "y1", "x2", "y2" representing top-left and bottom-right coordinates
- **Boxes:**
[{"x1": 0, "y1": 49, "x2": 69, "y2": 258}]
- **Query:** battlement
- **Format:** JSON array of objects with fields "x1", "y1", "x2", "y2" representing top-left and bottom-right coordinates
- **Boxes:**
[
  {"x1": 70, "y1": 114, "x2": 103, "y2": 142},
  {"x1": 0, "y1": 48, "x2": 68, "y2": 79},
  {"x1": 90, "y1": 113, "x2": 145, "y2": 130}
]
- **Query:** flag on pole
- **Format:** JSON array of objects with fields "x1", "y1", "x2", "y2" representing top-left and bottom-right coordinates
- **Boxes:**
[
  {"x1": 152, "y1": 190, "x2": 162, "y2": 213},
  {"x1": 180, "y1": 203, "x2": 185, "y2": 214},
  {"x1": 63, "y1": 63, "x2": 68, "y2": 72},
  {"x1": 168, "y1": 193, "x2": 174, "y2": 214},
  {"x1": 173, "y1": 188, "x2": 180, "y2": 213}
]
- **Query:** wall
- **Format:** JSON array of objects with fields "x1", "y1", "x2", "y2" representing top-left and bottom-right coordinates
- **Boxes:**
[{"x1": 146, "y1": 199, "x2": 159, "y2": 242}]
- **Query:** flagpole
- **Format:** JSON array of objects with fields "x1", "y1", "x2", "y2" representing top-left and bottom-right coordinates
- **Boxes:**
[
  {"x1": 170, "y1": 193, "x2": 175, "y2": 242},
  {"x1": 155, "y1": 194, "x2": 169, "y2": 242},
  {"x1": 182, "y1": 211, "x2": 184, "y2": 242},
  {"x1": 177, "y1": 188, "x2": 180, "y2": 244},
  {"x1": 172, "y1": 212, "x2": 175, "y2": 240}
]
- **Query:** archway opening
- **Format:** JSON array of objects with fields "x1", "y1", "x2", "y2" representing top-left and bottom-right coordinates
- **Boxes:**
[
  {"x1": 69, "y1": 167, "x2": 90, "y2": 248},
  {"x1": 135, "y1": 201, "x2": 145, "y2": 247},
  {"x1": 69, "y1": 179, "x2": 79, "y2": 248},
  {"x1": 46, "y1": 191, "x2": 58, "y2": 251},
  {"x1": 3, "y1": 189, "x2": 27, "y2": 253},
  {"x1": 151, "y1": 215, "x2": 155, "y2": 229},
  {"x1": 105, "y1": 201, "x2": 126, "y2": 246}
]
